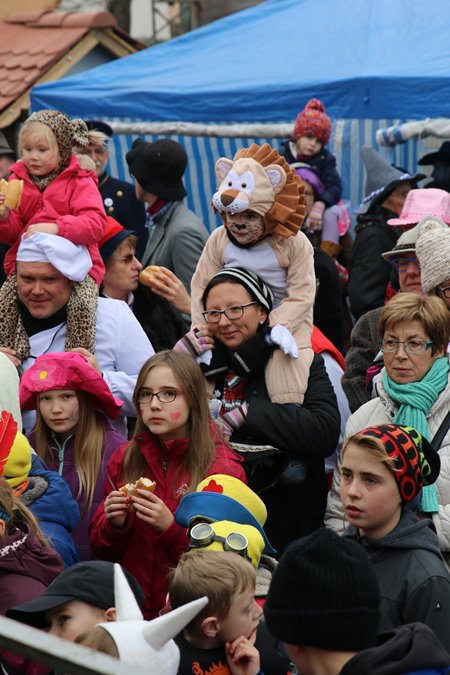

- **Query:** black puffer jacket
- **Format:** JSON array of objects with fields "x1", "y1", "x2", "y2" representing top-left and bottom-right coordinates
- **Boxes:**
[{"x1": 203, "y1": 334, "x2": 340, "y2": 556}]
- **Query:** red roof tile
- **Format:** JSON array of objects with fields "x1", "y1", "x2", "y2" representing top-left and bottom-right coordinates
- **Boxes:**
[{"x1": 0, "y1": 9, "x2": 139, "y2": 119}]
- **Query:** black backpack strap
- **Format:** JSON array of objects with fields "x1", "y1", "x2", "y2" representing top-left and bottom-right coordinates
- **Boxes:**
[{"x1": 431, "y1": 408, "x2": 450, "y2": 451}]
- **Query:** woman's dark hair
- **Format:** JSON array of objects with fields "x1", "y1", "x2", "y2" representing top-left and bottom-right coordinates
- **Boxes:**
[{"x1": 133, "y1": 284, "x2": 185, "y2": 351}]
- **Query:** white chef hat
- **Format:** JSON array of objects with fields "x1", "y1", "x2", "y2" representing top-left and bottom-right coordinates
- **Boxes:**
[{"x1": 17, "y1": 232, "x2": 92, "y2": 282}]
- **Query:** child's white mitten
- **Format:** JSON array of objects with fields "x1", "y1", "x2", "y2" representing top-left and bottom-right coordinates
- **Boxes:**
[{"x1": 269, "y1": 325, "x2": 298, "y2": 358}]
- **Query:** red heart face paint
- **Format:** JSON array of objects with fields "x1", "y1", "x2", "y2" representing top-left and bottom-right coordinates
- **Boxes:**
[{"x1": 139, "y1": 365, "x2": 190, "y2": 443}]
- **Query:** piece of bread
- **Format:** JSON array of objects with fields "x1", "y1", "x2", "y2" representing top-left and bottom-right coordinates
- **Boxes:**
[
  {"x1": 0, "y1": 178, "x2": 23, "y2": 215},
  {"x1": 119, "y1": 477, "x2": 157, "y2": 509},
  {"x1": 139, "y1": 265, "x2": 162, "y2": 287}
]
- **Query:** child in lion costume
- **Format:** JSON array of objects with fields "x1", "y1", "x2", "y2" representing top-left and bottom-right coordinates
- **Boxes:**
[{"x1": 190, "y1": 143, "x2": 315, "y2": 406}]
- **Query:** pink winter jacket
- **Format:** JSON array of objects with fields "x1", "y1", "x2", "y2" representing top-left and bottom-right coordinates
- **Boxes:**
[{"x1": 0, "y1": 156, "x2": 107, "y2": 286}]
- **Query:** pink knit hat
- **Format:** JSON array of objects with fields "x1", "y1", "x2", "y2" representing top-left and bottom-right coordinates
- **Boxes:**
[
  {"x1": 292, "y1": 99, "x2": 332, "y2": 145},
  {"x1": 387, "y1": 188, "x2": 450, "y2": 226},
  {"x1": 20, "y1": 352, "x2": 123, "y2": 418}
]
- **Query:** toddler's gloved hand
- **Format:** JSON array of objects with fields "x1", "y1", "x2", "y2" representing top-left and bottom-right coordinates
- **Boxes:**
[{"x1": 269, "y1": 325, "x2": 298, "y2": 358}]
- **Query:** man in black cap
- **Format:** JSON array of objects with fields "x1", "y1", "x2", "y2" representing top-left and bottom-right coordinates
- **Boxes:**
[
  {"x1": 264, "y1": 528, "x2": 450, "y2": 675},
  {"x1": 419, "y1": 141, "x2": 450, "y2": 192},
  {"x1": 84, "y1": 121, "x2": 147, "y2": 259},
  {"x1": 126, "y1": 138, "x2": 208, "y2": 295}
]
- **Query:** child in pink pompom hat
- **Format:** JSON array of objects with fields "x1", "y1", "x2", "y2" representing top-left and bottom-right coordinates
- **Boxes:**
[{"x1": 281, "y1": 99, "x2": 344, "y2": 258}]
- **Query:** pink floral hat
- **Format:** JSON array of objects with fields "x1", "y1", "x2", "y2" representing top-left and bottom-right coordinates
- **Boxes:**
[{"x1": 20, "y1": 352, "x2": 123, "y2": 418}]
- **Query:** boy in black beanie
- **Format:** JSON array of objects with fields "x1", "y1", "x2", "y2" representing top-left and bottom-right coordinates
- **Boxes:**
[{"x1": 264, "y1": 528, "x2": 450, "y2": 675}]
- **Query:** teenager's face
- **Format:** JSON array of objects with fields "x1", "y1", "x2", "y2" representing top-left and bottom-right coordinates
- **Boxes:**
[
  {"x1": 295, "y1": 135, "x2": 323, "y2": 157},
  {"x1": 340, "y1": 442, "x2": 402, "y2": 539},
  {"x1": 225, "y1": 210, "x2": 266, "y2": 245},
  {"x1": 47, "y1": 600, "x2": 106, "y2": 642},
  {"x1": 217, "y1": 585, "x2": 262, "y2": 643},
  {"x1": 38, "y1": 390, "x2": 79, "y2": 439},
  {"x1": 21, "y1": 125, "x2": 59, "y2": 176},
  {"x1": 138, "y1": 365, "x2": 190, "y2": 442}
]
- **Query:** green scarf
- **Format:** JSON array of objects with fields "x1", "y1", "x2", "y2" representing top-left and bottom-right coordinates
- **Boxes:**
[{"x1": 383, "y1": 356, "x2": 450, "y2": 512}]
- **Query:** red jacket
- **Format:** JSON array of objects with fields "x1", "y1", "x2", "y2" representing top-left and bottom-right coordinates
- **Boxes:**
[
  {"x1": 1, "y1": 156, "x2": 107, "y2": 286},
  {"x1": 89, "y1": 431, "x2": 245, "y2": 619}
]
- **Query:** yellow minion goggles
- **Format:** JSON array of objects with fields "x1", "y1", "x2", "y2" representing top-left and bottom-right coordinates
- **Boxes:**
[{"x1": 189, "y1": 522, "x2": 250, "y2": 561}]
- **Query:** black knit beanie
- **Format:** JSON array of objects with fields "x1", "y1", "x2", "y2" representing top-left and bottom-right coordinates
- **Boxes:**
[{"x1": 264, "y1": 528, "x2": 380, "y2": 651}]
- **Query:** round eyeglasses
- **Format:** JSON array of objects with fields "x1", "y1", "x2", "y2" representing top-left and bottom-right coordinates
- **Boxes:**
[
  {"x1": 438, "y1": 285, "x2": 450, "y2": 299},
  {"x1": 136, "y1": 388, "x2": 180, "y2": 404},
  {"x1": 202, "y1": 302, "x2": 257, "y2": 323},
  {"x1": 380, "y1": 338, "x2": 433, "y2": 354},
  {"x1": 189, "y1": 522, "x2": 250, "y2": 560}
]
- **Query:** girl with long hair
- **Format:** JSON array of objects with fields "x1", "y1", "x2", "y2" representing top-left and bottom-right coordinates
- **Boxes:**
[
  {"x1": 20, "y1": 351, "x2": 126, "y2": 561},
  {"x1": 89, "y1": 350, "x2": 245, "y2": 620}
]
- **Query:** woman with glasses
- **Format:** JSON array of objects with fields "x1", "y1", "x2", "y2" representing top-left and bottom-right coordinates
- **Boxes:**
[
  {"x1": 89, "y1": 350, "x2": 245, "y2": 620},
  {"x1": 179, "y1": 267, "x2": 340, "y2": 556},
  {"x1": 327, "y1": 293, "x2": 450, "y2": 566}
]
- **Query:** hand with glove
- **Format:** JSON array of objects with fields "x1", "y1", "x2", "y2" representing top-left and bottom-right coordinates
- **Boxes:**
[
  {"x1": 174, "y1": 325, "x2": 214, "y2": 358},
  {"x1": 214, "y1": 403, "x2": 248, "y2": 441},
  {"x1": 268, "y1": 325, "x2": 298, "y2": 359},
  {"x1": 306, "y1": 200, "x2": 325, "y2": 232}
]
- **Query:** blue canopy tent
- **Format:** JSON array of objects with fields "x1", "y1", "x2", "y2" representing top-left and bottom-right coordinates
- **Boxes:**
[{"x1": 31, "y1": 0, "x2": 450, "y2": 229}]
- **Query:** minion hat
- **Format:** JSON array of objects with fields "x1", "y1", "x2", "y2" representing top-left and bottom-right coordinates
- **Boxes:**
[
  {"x1": 20, "y1": 352, "x2": 123, "y2": 419},
  {"x1": 292, "y1": 99, "x2": 332, "y2": 145},
  {"x1": 190, "y1": 520, "x2": 265, "y2": 569},
  {"x1": 3, "y1": 433, "x2": 32, "y2": 488},
  {"x1": 175, "y1": 474, "x2": 275, "y2": 555},
  {"x1": 98, "y1": 564, "x2": 207, "y2": 672}
]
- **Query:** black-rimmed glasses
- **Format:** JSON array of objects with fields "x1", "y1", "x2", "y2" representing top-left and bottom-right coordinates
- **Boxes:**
[
  {"x1": 202, "y1": 302, "x2": 257, "y2": 323},
  {"x1": 136, "y1": 388, "x2": 180, "y2": 404}
]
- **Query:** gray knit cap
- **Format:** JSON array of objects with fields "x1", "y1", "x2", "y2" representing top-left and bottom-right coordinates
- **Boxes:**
[{"x1": 416, "y1": 217, "x2": 450, "y2": 292}]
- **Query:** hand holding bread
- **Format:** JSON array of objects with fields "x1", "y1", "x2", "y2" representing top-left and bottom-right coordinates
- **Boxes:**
[
  {"x1": 0, "y1": 179, "x2": 23, "y2": 216},
  {"x1": 140, "y1": 265, "x2": 192, "y2": 314}
]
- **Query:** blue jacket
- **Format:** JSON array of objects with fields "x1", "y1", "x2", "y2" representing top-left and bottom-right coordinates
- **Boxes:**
[{"x1": 26, "y1": 455, "x2": 80, "y2": 567}]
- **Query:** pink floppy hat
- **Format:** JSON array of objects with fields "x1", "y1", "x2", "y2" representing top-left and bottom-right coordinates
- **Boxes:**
[
  {"x1": 387, "y1": 188, "x2": 450, "y2": 227},
  {"x1": 20, "y1": 352, "x2": 123, "y2": 418}
]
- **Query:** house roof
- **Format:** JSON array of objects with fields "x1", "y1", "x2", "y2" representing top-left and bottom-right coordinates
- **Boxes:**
[{"x1": 0, "y1": 9, "x2": 143, "y2": 127}]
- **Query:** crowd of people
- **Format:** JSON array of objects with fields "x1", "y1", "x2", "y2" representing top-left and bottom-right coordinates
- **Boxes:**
[{"x1": 0, "y1": 101, "x2": 449, "y2": 675}]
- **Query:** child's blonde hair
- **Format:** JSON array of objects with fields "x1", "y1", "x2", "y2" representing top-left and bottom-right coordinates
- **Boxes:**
[
  {"x1": 169, "y1": 549, "x2": 255, "y2": 626},
  {"x1": 122, "y1": 351, "x2": 216, "y2": 492},
  {"x1": 75, "y1": 625, "x2": 119, "y2": 658},
  {"x1": 342, "y1": 434, "x2": 398, "y2": 475},
  {"x1": 35, "y1": 391, "x2": 105, "y2": 513},
  {"x1": 0, "y1": 479, "x2": 50, "y2": 548},
  {"x1": 19, "y1": 122, "x2": 59, "y2": 161}
]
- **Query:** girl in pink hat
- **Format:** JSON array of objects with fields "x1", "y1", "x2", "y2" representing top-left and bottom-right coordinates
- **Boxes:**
[
  {"x1": 89, "y1": 350, "x2": 245, "y2": 621},
  {"x1": 20, "y1": 351, "x2": 126, "y2": 561}
]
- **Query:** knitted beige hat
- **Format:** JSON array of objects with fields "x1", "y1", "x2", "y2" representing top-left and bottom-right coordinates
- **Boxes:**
[{"x1": 416, "y1": 217, "x2": 450, "y2": 292}]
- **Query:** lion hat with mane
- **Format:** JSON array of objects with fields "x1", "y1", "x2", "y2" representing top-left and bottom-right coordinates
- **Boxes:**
[{"x1": 212, "y1": 143, "x2": 306, "y2": 238}]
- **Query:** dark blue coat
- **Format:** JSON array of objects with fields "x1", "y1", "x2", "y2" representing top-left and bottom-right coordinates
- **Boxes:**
[
  {"x1": 26, "y1": 455, "x2": 80, "y2": 567},
  {"x1": 280, "y1": 140, "x2": 342, "y2": 207},
  {"x1": 98, "y1": 173, "x2": 148, "y2": 259}
]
